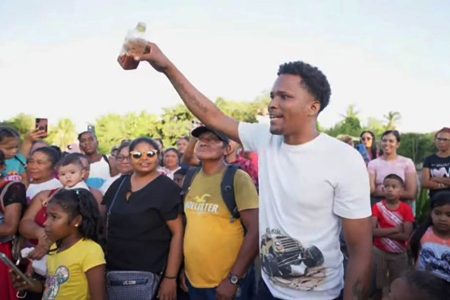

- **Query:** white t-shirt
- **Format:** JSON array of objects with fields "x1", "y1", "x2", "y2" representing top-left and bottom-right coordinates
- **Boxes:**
[
  {"x1": 26, "y1": 178, "x2": 63, "y2": 202},
  {"x1": 86, "y1": 156, "x2": 111, "y2": 189},
  {"x1": 99, "y1": 174, "x2": 120, "y2": 195},
  {"x1": 239, "y1": 123, "x2": 371, "y2": 300}
]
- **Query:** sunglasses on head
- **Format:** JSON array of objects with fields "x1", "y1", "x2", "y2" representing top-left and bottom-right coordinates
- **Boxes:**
[{"x1": 130, "y1": 150, "x2": 158, "y2": 160}]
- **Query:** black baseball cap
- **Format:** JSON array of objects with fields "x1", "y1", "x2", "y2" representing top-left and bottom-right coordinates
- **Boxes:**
[{"x1": 191, "y1": 126, "x2": 229, "y2": 144}]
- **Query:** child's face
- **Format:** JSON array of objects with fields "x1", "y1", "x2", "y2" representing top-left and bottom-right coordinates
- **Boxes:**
[
  {"x1": 58, "y1": 164, "x2": 85, "y2": 188},
  {"x1": 383, "y1": 178, "x2": 403, "y2": 201},
  {"x1": 44, "y1": 202, "x2": 79, "y2": 243},
  {"x1": 431, "y1": 203, "x2": 450, "y2": 235},
  {"x1": 0, "y1": 137, "x2": 20, "y2": 159}
]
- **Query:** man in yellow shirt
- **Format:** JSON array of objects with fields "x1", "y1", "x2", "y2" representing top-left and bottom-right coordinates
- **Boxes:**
[{"x1": 183, "y1": 126, "x2": 259, "y2": 300}]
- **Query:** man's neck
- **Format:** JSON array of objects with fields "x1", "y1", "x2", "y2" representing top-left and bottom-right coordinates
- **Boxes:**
[
  {"x1": 201, "y1": 160, "x2": 226, "y2": 175},
  {"x1": 283, "y1": 126, "x2": 320, "y2": 145},
  {"x1": 86, "y1": 152, "x2": 101, "y2": 163}
]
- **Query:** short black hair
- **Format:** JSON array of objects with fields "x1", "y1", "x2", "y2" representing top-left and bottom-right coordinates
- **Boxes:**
[
  {"x1": 129, "y1": 137, "x2": 160, "y2": 153},
  {"x1": 401, "y1": 270, "x2": 450, "y2": 299},
  {"x1": 277, "y1": 61, "x2": 331, "y2": 112},
  {"x1": 77, "y1": 131, "x2": 97, "y2": 141},
  {"x1": 57, "y1": 153, "x2": 84, "y2": 170},
  {"x1": 384, "y1": 173, "x2": 404, "y2": 186}
]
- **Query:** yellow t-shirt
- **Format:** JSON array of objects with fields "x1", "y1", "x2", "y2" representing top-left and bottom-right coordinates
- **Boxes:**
[
  {"x1": 184, "y1": 168, "x2": 258, "y2": 288},
  {"x1": 43, "y1": 239, "x2": 105, "y2": 300}
]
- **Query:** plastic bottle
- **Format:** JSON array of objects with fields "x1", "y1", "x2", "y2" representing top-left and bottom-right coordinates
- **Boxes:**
[{"x1": 117, "y1": 22, "x2": 147, "y2": 70}]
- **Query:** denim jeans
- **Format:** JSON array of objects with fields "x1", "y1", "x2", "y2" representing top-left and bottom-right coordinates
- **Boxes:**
[
  {"x1": 186, "y1": 267, "x2": 256, "y2": 300},
  {"x1": 186, "y1": 280, "x2": 217, "y2": 300}
]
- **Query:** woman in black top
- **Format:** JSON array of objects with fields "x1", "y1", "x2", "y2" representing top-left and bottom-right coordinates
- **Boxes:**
[
  {"x1": 422, "y1": 127, "x2": 450, "y2": 198},
  {"x1": 104, "y1": 137, "x2": 183, "y2": 300}
]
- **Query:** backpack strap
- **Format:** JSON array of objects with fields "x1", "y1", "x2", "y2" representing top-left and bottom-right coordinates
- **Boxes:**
[
  {"x1": 180, "y1": 167, "x2": 201, "y2": 201},
  {"x1": 102, "y1": 154, "x2": 113, "y2": 176},
  {"x1": 221, "y1": 164, "x2": 240, "y2": 222},
  {"x1": 0, "y1": 181, "x2": 15, "y2": 213}
]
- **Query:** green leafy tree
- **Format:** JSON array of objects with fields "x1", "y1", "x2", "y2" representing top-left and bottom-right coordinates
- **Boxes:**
[
  {"x1": 2, "y1": 113, "x2": 35, "y2": 138},
  {"x1": 326, "y1": 105, "x2": 362, "y2": 137},
  {"x1": 364, "y1": 117, "x2": 385, "y2": 138},
  {"x1": 398, "y1": 132, "x2": 435, "y2": 164},
  {"x1": 95, "y1": 114, "x2": 127, "y2": 154},
  {"x1": 46, "y1": 118, "x2": 77, "y2": 150},
  {"x1": 215, "y1": 98, "x2": 257, "y2": 123},
  {"x1": 159, "y1": 104, "x2": 195, "y2": 147},
  {"x1": 95, "y1": 112, "x2": 161, "y2": 154}
]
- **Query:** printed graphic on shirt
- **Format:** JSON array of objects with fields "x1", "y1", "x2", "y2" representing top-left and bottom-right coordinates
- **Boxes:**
[
  {"x1": 418, "y1": 244, "x2": 450, "y2": 282},
  {"x1": 43, "y1": 266, "x2": 70, "y2": 300},
  {"x1": 4, "y1": 171, "x2": 22, "y2": 182},
  {"x1": 260, "y1": 228, "x2": 326, "y2": 291},
  {"x1": 430, "y1": 165, "x2": 450, "y2": 178},
  {"x1": 184, "y1": 193, "x2": 219, "y2": 214},
  {"x1": 376, "y1": 202, "x2": 407, "y2": 253}
]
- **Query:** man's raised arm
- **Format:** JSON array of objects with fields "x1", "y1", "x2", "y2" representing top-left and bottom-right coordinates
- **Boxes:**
[{"x1": 125, "y1": 42, "x2": 240, "y2": 143}]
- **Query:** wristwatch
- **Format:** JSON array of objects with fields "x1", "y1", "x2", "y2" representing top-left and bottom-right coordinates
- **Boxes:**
[{"x1": 229, "y1": 273, "x2": 242, "y2": 285}]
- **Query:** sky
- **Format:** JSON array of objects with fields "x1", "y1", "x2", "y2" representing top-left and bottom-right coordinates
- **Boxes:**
[{"x1": 1, "y1": 0, "x2": 449, "y2": 134}]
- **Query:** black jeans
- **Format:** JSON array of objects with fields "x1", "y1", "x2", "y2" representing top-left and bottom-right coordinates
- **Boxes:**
[{"x1": 257, "y1": 279, "x2": 343, "y2": 300}]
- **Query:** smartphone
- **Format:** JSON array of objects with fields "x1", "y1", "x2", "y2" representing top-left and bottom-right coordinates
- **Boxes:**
[
  {"x1": 35, "y1": 118, "x2": 48, "y2": 133},
  {"x1": 0, "y1": 252, "x2": 35, "y2": 286}
]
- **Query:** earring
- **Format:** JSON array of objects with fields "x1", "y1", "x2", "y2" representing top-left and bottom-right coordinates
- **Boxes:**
[{"x1": 75, "y1": 224, "x2": 79, "y2": 227}]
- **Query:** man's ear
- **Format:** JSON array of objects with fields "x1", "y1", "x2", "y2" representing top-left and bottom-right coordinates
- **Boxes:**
[
  {"x1": 224, "y1": 143, "x2": 232, "y2": 155},
  {"x1": 308, "y1": 99, "x2": 321, "y2": 116}
]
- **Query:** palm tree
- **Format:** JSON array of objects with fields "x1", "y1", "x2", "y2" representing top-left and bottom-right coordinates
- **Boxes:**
[
  {"x1": 340, "y1": 104, "x2": 360, "y2": 120},
  {"x1": 383, "y1": 111, "x2": 401, "y2": 130}
]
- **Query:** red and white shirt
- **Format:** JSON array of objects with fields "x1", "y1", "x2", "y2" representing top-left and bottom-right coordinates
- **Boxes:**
[{"x1": 372, "y1": 200, "x2": 415, "y2": 253}]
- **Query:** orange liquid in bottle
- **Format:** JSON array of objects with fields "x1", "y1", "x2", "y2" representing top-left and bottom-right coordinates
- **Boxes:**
[{"x1": 118, "y1": 54, "x2": 139, "y2": 70}]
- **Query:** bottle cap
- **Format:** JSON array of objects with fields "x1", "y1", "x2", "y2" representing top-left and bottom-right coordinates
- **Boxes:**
[{"x1": 136, "y1": 22, "x2": 146, "y2": 32}]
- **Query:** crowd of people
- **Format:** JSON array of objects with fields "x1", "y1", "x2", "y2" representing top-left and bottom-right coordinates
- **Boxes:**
[{"x1": 0, "y1": 39, "x2": 449, "y2": 300}]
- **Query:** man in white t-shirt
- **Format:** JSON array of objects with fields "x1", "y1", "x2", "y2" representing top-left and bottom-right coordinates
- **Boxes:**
[
  {"x1": 125, "y1": 42, "x2": 372, "y2": 300},
  {"x1": 78, "y1": 131, "x2": 112, "y2": 189}
]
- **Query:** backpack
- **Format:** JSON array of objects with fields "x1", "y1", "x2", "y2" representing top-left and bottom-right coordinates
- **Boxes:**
[{"x1": 181, "y1": 164, "x2": 240, "y2": 223}]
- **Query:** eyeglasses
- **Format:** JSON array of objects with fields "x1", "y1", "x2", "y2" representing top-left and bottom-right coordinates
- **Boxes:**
[
  {"x1": 130, "y1": 150, "x2": 158, "y2": 160},
  {"x1": 116, "y1": 156, "x2": 130, "y2": 162},
  {"x1": 361, "y1": 137, "x2": 372, "y2": 141},
  {"x1": 436, "y1": 137, "x2": 450, "y2": 142}
]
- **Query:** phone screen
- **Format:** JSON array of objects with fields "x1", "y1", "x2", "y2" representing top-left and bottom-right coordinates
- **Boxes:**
[{"x1": 35, "y1": 118, "x2": 48, "y2": 133}]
